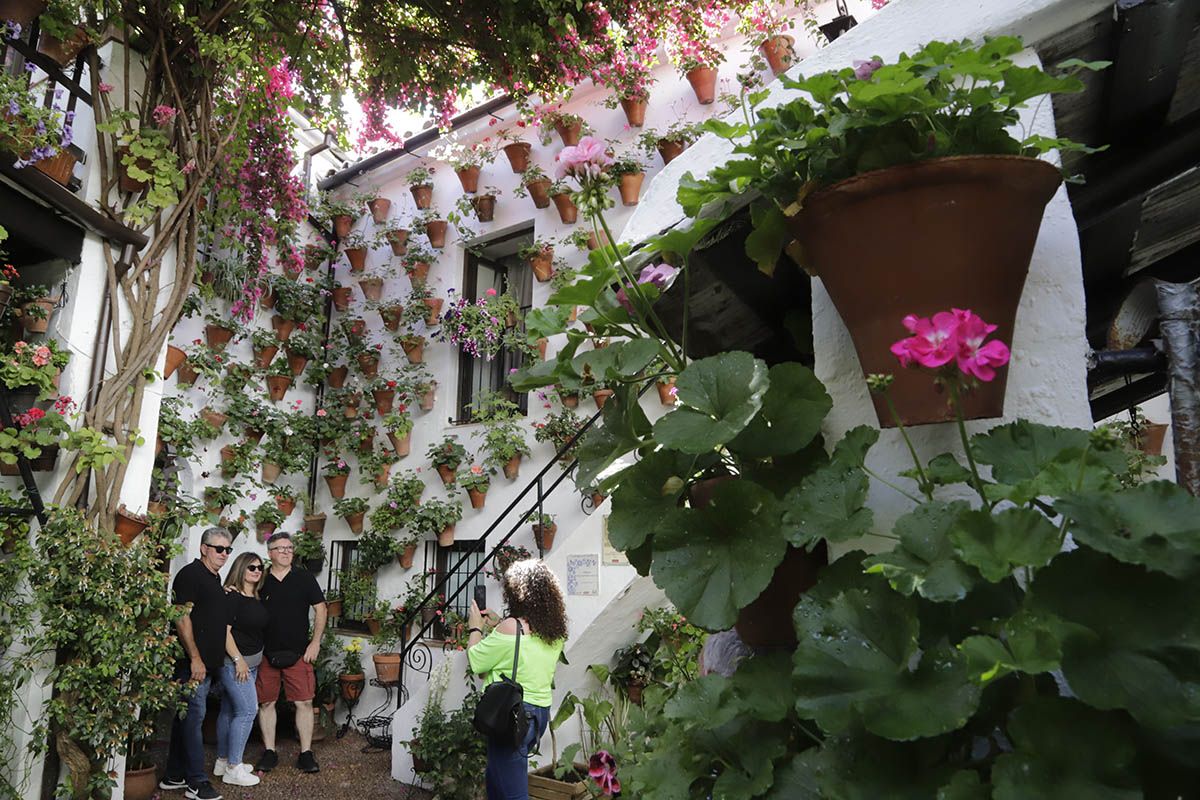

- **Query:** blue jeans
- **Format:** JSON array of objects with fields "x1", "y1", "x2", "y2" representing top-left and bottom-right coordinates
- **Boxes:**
[
  {"x1": 485, "y1": 702, "x2": 550, "y2": 800},
  {"x1": 216, "y1": 661, "x2": 259, "y2": 765},
  {"x1": 165, "y1": 660, "x2": 215, "y2": 787}
]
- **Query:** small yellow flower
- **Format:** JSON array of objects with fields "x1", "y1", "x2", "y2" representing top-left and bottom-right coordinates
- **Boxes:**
[{"x1": 345, "y1": 637, "x2": 363, "y2": 653}]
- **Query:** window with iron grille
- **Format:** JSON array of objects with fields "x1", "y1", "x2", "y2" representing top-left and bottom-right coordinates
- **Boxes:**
[
  {"x1": 424, "y1": 538, "x2": 487, "y2": 639},
  {"x1": 326, "y1": 540, "x2": 369, "y2": 634}
]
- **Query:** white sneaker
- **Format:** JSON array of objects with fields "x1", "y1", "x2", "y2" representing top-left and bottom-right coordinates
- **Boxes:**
[
  {"x1": 212, "y1": 758, "x2": 228, "y2": 777},
  {"x1": 222, "y1": 764, "x2": 260, "y2": 787}
]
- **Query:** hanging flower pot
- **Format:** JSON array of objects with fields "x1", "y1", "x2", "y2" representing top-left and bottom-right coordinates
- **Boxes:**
[
  {"x1": 387, "y1": 228, "x2": 410, "y2": 256},
  {"x1": 367, "y1": 197, "x2": 392, "y2": 224},
  {"x1": 619, "y1": 172, "x2": 645, "y2": 206},
  {"x1": 435, "y1": 464, "x2": 456, "y2": 486},
  {"x1": 287, "y1": 350, "x2": 308, "y2": 376},
  {"x1": 526, "y1": 178, "x2": 552, "y2": 209},
  {"x1": 626, "y1": 679, "x2": 645, "y2": 705},
  {"x1": 116, "y1": 147, "x2": 150, "y2": 193},
  {"x1": 406, "y1": 260, "x2": 431, "y2": 284},
  {"x1": 328, "y1": 365, "x2": 349, "y2": 388},
  {"x1": 357, "y1": 276, "x2": 384, "y2": 301},
  {"x1": 656, "y1": 377, "x2": 677, "y2": 406},
  {"x1": 1137, "y1": 423, "x2": 1170, "y2": 455},
  {"x1": 373, "y1": 653, "x2": 402, "y2": 683},
  {"x1": 425, "y1": 219, "x2": 448, "y2": 249},
  {"x1": 177, "y1": 363, "x2": 199, "y2": 386},
  {"x1": 533, "y1": 522, "x2": 557, "y2": 551},
  {"x1": 199, "y1": 407, "x2": 227, "y2": 429},
  {"x1": 502, "y1": 142, "x2": 532, "y2": 173},
  {"x1": 33, "y1": 148, "x2": 77, "y2": 186},
  {"x1": 502, "y1": 454, "x2": 522, "y2": 480},
  {"x1": 761, "y1": 34, "x2": 795, "y2": 74},
  {"x1": 16, "y1": 295, "x2": 54, "y2": 333},
  {"x1": 401, "y1": 336, "x2": 426, "y2": 364},
  {"x1": 356, "y1": 351, "x2": 380, "y2": 377},
  {"x1": 344, "y1": 511, "x2": 366, "y2": 534},
  {"x1": 620, "y1": 95, "x2": 648, "y2": 127},
  {"x1": 529, "y1": 248, "x2": 555, "y2": 282},
  {"x1": 332, "y1": 214, "x2": 354, "y2": 239},
  {"x1": 555, "y1": 120, "x2": 583, "y2": 146},
  {"x1": 410, "y1": 183, "x2": 434, "y2": 209},
  {"x1": 551, "y1": 192, "x2": 578, "y2": 224},
  {"x1": 590, "y1": 491, "x2": 606, "y2": 508},
  {"x1": 305, "y1": 512, "x2": 327, "y2": 534},
  {"x1": 787, "y1": 155, "x2": 1062, "y2": 426},
  {"x1": 472, "y1": 194, "x2": 497, "y2": 222},
  {"x1": 326, "y1": 598, "x2": 343, "y2": 617},
  {"x1": 592, "y1": 388, "x2": 614, "y2": 410},
  {"x1": 243, "y1": 425, "x2": 265, "y2": 444},
  {"x1": 256, "y1": 521, "x2": 278, "y2": 542},
  {"x1": 421, "y1": 607, "x2": 437, "y2": 626},
  {"x1": 423, "y1": 297, "x2": 445, "y2": 325},
  {"x1": 271, "y1": 315, "x2": 296, "y2": 342},
  {"x1": 398, "y1": 542, "x2": 418, "y2": 569},
  {"x1": 438, "y1": 523, "x2": 457, "y2": 547},
  {"x1": 261, "y1": 461, "x2": 282, "y2": 483},
  {"x1": 587, "y1": 230, "x2": 610, "y2": 251},
  {"x1": 373, "y1": 463, "x2": 393, "y2": 490},
  {"x1": 305, "y1": 243, "x2": 328, "y2": 270},
  {"x1": 164, "y1": 345, "x2": 186, "y2": 378},
  {"x1": 737, "y1": 542, "x2": 828, "y2": 647},
  {"x1": 388, "y1": 431, "x2": 412, "y2": 456},
  {"x1": 467, "y1": 487, "x2": 488, "y2": 509},
  {"x1": 372, "y1": 388, "x2": 396, "y2": 415},
  {"x1": 260, "y1": 290, "x2": 278, "y2": 309},
  {"x1": 339, "y1": 674, "x2": 365, "y2": 701},
  {"x1": 345, "y1": 247, "x2": 368, "y2": 272},
  {"x1": 561, "y1": 392, "x2": 580, "y2": 409},
  {"x1": 455, "y1": 166, "x2": 481, "y2": 193},
  {"x1": 380, "y1": 304, "x2": 403, "y2": 331},
  {"x1": 342, "y1": 392, "x2": 362, "y2": 418},
  {"x1": 686, "y1": 66, "x2": 719, "y2": 104},
  {"x1": 537, "y1": 338, "x2": 549, "y2": 360},
  {"x1": 219, "y1": 443, "x2": 237, "y2": 468},
  {"x1": 276, "y1": 496, "x2": 297, "y2": 517},
  {"x1": 419, "y1": 383, "x2": 437, "y2": 411},
  {"x1": 266, "y1": 374, "x2": 292, "y2": 401},
  {"x1": 114, "y1": 506, "x2": 148, "y2": 547},
  {"x1": 657, "y1": 138, "x2": 687, "y2": 165},
  {"x1": 204, "y1": 322, "x2": 235, "y2": 349},
  {"x1": 331, "y1": 286, "x2": 353, "y2": 312},
  {"x1": 253, "y1": 344, "x2": 278, "y2": 369}
]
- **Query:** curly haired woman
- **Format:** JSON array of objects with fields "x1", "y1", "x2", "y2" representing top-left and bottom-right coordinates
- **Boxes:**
[{"x1": 467, "y1": 559, "x2": 568, "y2": 800}]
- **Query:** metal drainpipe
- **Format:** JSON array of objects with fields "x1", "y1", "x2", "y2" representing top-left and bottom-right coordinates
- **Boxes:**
[{"x1": 1154, "y1": 278, "x2": 1200, "y2": 495}]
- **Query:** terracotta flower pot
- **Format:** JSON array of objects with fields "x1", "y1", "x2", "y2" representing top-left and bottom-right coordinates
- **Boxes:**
[
  {"x1": 373, "y1": 653, "x2": 402, "y2": 684},
  {"x1": 357, "y1": 352, "x2": 380, "y2": 377},
  {"x1": 253, "y1": 344, "x2": 279, "y2": 369},
  {"x1": 123, "y1": 766, "x2": 159, "y2": 800},
  {"x1": 1137, "y1": 422, "x2": 1169, "y2": 455},
  {"x1": 328, "y1": 365, "x2": 349, "y2": 388},
  {"x1": 468, "y1": 488, "x2": 488, "y2": 509},
  {"x1": 114, "y1": 506, "x2": 148, "y2": 546},
  {"x1": 271, "y1": 315, "x2": 296, "y2": 342},
  {"x1": 737, "y1": 542, "x2": 828, "y2": 647},
  {"x1": 387, "y1": 228, "x2": 410, "y2": 256},
  {"x1": 657, "y1": 378, "x2": 677, "y2": 406},
  {"x1": 423, "y1": 297, "x2": 445, "y2": 325},
  {"x1": 406, "y1": 260, "x2": 431, "y2": 284},
  {"x1": 339, "y1": 674, "x2": 365, "y2": 701},
  {"x1": 373, "y1": 464, "x2": 392, "y2": 490},
  {"x1": 551, "y1": 192, "x2": 578, "y2": 224},
  {"x1": 762, "y1": 34, "x2": 795, "y2": 74},
  {"x1": 116, "y1": 147, "x2": 150, "y2": 193},
  {"x1": 410, "y1": 184, "x2": 433, "y2": 209},
  {"x1": 398, "y1": 542, "x2": 418, "y2": 569},
  {"x1": 419, "y1": 384, "x2": 437, "y2": 411},
  {"x1": 286, "y1": 351, "x2": 308, "y2": 376},
  {"x1": 556, "y1": 120, "x2": 583, "y2": 146},
  {"x1": 438, "y1": 524, "x2": 457, "y2": 547},
  {"x1": 256, "y1": 522, "x2": 277, "y2": 542},
  {"x1": 686, "y1": 66, "x2": 719, "y2": 104},
  {"x1": 276, "y1": 497, "x2": 297, "y2": 517},
  {"x1": 305, "y1": 243, "x2": 329, "y2": 270},
  {"x1": 401, "y1": 337, "x2": 426, "y2": 364},
  {"x1": 33, "y1": 148, "x2": 77, "y2": 186},
  {"x1": 561, "y1": 392, "x2": 580, "y2": 409},
  {"x1": 331, "y1": 286, "x2": 353, "y2": 312},
  {"x1": 388, "y1": 431, "x2": 412, "y2": 457},
  {"x1": 177, "y1": 363, "x2": 199, "y2": 386},
  {"x1": 529, "y1": 248, "x2": 555, "y2": 282},
  {"x1": 456, "y1": 165, "x2": 481, "y2": 193},
  {"x1": 425, "y1": 219, "x2": 448, "y2": 249},
  {"x1": 262, "y1": 461, "x2": 282, "y2": 483},
  {"x1": 627, "y1": 680, "x2": 645, "y2": 705},
  {"x1": 435, "y1": 464, "x2": 456, "y2": 486},
  {"x1": 199, "y1": 407, "x2": 227, "y2": 429},
  {"x1": 619, "y1": 172, "x2": 645, "y2": 206},
  {"x1": 380, "y1": 304, "x2": 403, "y2": 331},
  {"x1": 266, "y1": 374, "x2": 291, "y2": 401},
  {"x1": 526, "y1": 178, "x2": 552, "y2": 209},
  {"x1": 502, "y1": 142, "x2": 532, "y2": 173},
  {"x1": 332, "y1": 214, "x2": 354, "y2": 239},
  {"x1": 533, "y1": 523, "x2": 557, "y2": 551},
  {"x1": 472, "y1": 194, "x2": 497, "y2": 221},
  {"x1": 587, "y1": 230, "x2": 610, "y2": 251},
  {"x1": 326, "y1": 598, "x2": 343, "y2": 617},
  {"x1": 244, "y1": 426, "x2": 265, "y2": 443},
  {"x1": 657, "y1": 138, "x2": 687, "y2": 165},
  {"x1": 787, "y1": 155, "x2": 1062, "y2": 426},
  {"x1": 204, "y1": 322, "x2": 235, "y2": 349},
  {"x1": 345, "y1": 511, "x2": 366, "y2": 534},
  {"x1": 534, "y1": 338, "x2": 549, "y2": 360},
  {"x1": 342, "y1": 392, "x2": 362, "y2": 418},
  {"x1": 164, "y1": 345, "x2": 186, "y2": 378},
  {"x1": 345, "y1": 247, "x2": 368, "y2": 272},
  {"x1": 304, "y1": 513, "x2": 327, "y2": 534},
  {"x1": 358, "y1": 276, "x2": 384, "y2": 301},
  {"x1": 593, "y1": 388, "x2": 614, "y2": 410},
  {"x1": 367, "y1": 197, "x2": 391, "y2": 224},
  {"x1": 260, "y1": 290, "x2": 277, "y2": 309},
  {"x1": 373, "y1": 388, "x2": 396, "y2": 415},
  {"x1": 616, "y1": 93, "x2": 648, "y2": 125},
  {"x1": 502, "y1": 454, "x2": 522, "y2": 480},
  {"x1": 325, "y1": 473, "x2": 348, "y2": 498},
  {"x1": 1, "y1": 0, "x2": 47, "y2": 26}
]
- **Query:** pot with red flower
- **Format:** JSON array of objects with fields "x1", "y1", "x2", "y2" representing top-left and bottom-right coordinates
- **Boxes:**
[{"x1": 426, "y1": 436, "x2": 467, "y2": 486}]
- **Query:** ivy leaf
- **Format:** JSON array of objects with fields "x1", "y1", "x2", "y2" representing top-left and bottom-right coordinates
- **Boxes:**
[
  {"x1": 651, "y1": 479, "x2": 787, "y2": 630},
  {"x1": 1055, "y1": 481, "x2": 1200, "y2": 579},
  {"x1": 792, "y1": 570, "x2": 980, "y2": 740},
  {"x1": 1030, "y1": 548, "x2": 1200, "y2": 728},
  {"x1": 864, "y1": 501, "x2": 978, "y2": 602},
  {"x1": 948, "y1": 508, "x2": 1061, "y2": 582},
  {"x1": 992, "y1": 698, "x2": 1139, "y2": 799},
  {"x1": 782, "y1": 463, "x2": 874, "y2": 548},
  {"x1": 730, "y1": 362, "x2": 831, "y2": 458},
  {"x1": 574, "y1": 386, "x2": 651, "y2": 490},
  {"x1": 652, "y1": 353, "x2": 769, "y2": 454},
  {"x1": 606, "y1": 450, "x2": 694, "y2": 552}
]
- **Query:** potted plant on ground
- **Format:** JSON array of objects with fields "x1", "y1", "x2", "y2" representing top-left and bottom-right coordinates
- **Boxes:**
[
  {"x1": 334, "y1": 496, "x2": 370, "y2": 534},
  {"x1": 414, "y1": 497, "x2": 463, "y2": 547},
  {"x1": 427, "y1": 436, "x2": 468, "y2": 485}
]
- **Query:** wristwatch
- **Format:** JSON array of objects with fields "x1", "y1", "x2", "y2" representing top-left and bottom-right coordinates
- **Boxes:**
[{"x1": 467, "y1": 627, "x2": 483, "y2": 636}]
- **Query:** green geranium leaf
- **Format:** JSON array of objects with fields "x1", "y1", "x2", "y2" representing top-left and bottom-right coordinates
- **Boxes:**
[
  {"x1": 904, "y1": 453, "x2": 973, "y2": 487},
  {"x1": 792, "y1": 570, "x2": 980, "y2": 740},
  {"x1": 832, "y1": 425, "x2": 879, "y2": 469},
  {"x1": 730, "y1": 362, "x2": 831, "y2": 458},
  {"x1": 864, "y1": 500, "x2": 977, "y2": 601},
  {"x1": 729, "y1": 652, "x2": 794, "y2": 722},
  {"x1": 782, "y1": 463, "x2": 873, "y2": 548},
  {"x1": 745, "y1": 201, "x2": 790, "y2": 276},
  {"x1": 507, "y1": 356, "x2": 560, "y2": 392},
  {"x1": 606, "y1": 450, "x2": 695, "y2": 553},
  {"x1": 652, "y1": 479, "x2": 787, "y2": 630},
  {"x1": 937, "y1": 771, "x2": 990, "y2": 800},
  {"x1": 958, "y1": 611, "x2": 1062, "y2": 685},
  {"x1": 547, "y1": 269, "x2": 617, "y2": 307},
  {"x1": 646, "y1": 216, "x2": 721, "y2": 260},
  {"x1": 1030, "y1": 548, "x2": 1200, "y2": 728},
  {"x1": 789, "y1": 734, "x2": 960, "y2": 799},
  {"x1": 985, "y1": 448, "x2": 1121, "y2": 506},
  {"x1": 574, "y1": 386, "x2": 651, "y2": 490},
  {"x1": 652, "y1": 352, "x2": 769, "y2": 453},
  {"x1": 970, "y1": 421, "x2": 1088, "y2": 483},
  {"x1": 523, "y1": 306, "x2": 572, "y2": 341},
  {"x1": 615, "y1": 337, "x2": 661, "y2": 378},
  {"x1": 1055, "y1": 481, "x2": 1200, "y2": 579},
  {"x1": 948, "y1": 507, "x2": 1060, "y2": 582},
  {"x1": 992, "y1": 698, "x2": 1139, "y2": 799}
]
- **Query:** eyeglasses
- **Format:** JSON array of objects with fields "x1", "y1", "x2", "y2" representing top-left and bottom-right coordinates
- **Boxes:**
[
  {"x1": 269, "y1": 546, "x2": 294, "y2": 553},
  {"x1": 204, "y1": 544, "x2": 233, "y2": 554},
  {"x1": 246, "y1": 564, "x2": 264, "y2": 572}
]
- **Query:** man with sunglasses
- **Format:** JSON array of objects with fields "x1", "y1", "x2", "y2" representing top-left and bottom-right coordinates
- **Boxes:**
[
  {"x1": 255, "y1": 531, "x2": 327, "y2": 775},
  {"x1": 160, "y1": 527, "x2": 234, "y2": 800}
]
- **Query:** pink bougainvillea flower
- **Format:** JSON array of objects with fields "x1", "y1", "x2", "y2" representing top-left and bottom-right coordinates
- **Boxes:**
[
  {"x1": 952, "y1": 308, "x2": 1011, "y2": 381},
  {"x1": 555, "y1": 135, "x2": 613, "y2": 181},
  {"x1": 890, "y1": 311, "x2": 960, "y2": 369},
  {"x1": 852, "y1": 58, "x2": 883, "y2": 81},
  {"x1": 588, "y1": 751, "x2": 620, "y2": 795}
]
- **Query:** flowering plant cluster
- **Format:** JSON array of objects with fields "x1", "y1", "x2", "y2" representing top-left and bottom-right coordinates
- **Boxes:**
[
  {"x1": 0, "y1": 339, "x2": 71, "y2": 398},
  {"x1": 890, "y1": 308, "x2": 1011, "y2": 382},
  {"x1": 0, "y1": 30, "x2": 75, "y2": 170},
  {"x1": 340, "y1": 637, "x2": 364, "y2": 675},
  {"x1": 437, "y1": 290, "x2": 511, "y2": 360},
  {"x1": 457, "y1": 463, "x2": 492, "y2": 492}
]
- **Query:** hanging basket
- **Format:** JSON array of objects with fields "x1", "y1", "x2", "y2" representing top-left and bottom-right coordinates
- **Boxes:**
[{"x1": 114, "y1": 506, "x2": 149, "y2": 547}]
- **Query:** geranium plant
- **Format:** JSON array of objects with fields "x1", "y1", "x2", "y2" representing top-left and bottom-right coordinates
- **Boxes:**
[
  {"x1": 427, "y1": 436, "x2": 468, "y2": 472},
  {"x1": 0, "y1": 339, "x2": 71, "y2": 398}
]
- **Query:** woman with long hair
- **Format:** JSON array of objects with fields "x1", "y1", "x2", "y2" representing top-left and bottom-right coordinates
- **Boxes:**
[
  {"x1": 467, "y1": 559, "x2": 568, "y2": 800},
  {"x1": 214, "y1": 552, "x2": 269, "y2": 787}
]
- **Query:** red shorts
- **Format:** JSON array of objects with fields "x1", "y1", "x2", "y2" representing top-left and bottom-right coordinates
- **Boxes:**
[{"x1": 256, "y1": 659, "x2": 316, "y2": 703}]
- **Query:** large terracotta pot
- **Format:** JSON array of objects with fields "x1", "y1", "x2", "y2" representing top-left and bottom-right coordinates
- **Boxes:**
[
  {"x1": 373, "y1": 653, "x2": 402, "y2": 684},
  {"x1": 502, "y1": 142, "x2": 532, "y2": 173},
  {"x1": 556, "y1": 120, "x2": 583, "y2": 146},
  {"x1": 123, "y1": 766, "x2": 159, "y2": 800},
  {"x1": 787, "y1": 155, "x2": 1062, "y2": 426},
  {"x1": 619, "y1": 172, "x2": 645, "y2": 206},
  {"x1": 551, "y1": 192, "x2": 578, "y2": 224},
  {"x1": 425, "y1": 219, "x2": 448, "y2": 248},
  {"x1": 387, "y1": 228, "x2": 410, "y2": 256},
  {"x1": 332, "y1": 214, "x2": 354, "y2": 238},
  {"x1": 761, "y1": 34, "x2": 795, "y2": 74},
  {"x1": 686, "y1": 66, "x2": 718, "y2": 104},
  {"x1": 164, "y1": 345, "x2": 186, "y2": 378},
  {"x1": 529, "y1": 248, "x2": 555, "y2": 282},
  {"x1": 456, "y1": 165, "x2": 481, "y2": 193},
  {"x1": 367, "y1": 197, "x2": 391, "y2": 224},
  {"x1": 472, "y1": 194, "x2": 497, "y2": 222},
  {"x1": 736, "y1": 542, "x2": 828, "y2": 647},
  {"x1": 620, "y1": 95, "x2": 648, "y2": 127},
  {"x1": 526, "y1": 178, "x2": 552, "y2": 209},
  {"x1": 410, "y1": 184, "x2": 433, "y2": 209}
]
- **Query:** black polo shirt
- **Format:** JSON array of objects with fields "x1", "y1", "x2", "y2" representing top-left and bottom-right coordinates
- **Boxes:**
[
  {"x1": 172, "y1": 559, "x2": 228, "y2": 671},
  {"x1": 260, "y1": 567, "x2": 325, "y2": 654}
]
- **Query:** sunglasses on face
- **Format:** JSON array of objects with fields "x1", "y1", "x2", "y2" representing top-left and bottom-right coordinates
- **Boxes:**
[
  {"x1": 205, "y1": 544, "x2": 233, "y2": 555},
  {"x1": 246, "y1": 564, "x2": 264, "y2": 572}
]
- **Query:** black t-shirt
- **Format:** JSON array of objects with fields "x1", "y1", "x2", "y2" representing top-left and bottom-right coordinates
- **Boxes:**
[
  {"x1": 260, "y1": 568, "x2": 325, "y2": 654},
  {"x1": 172, "y1": 559, "x2": 228, "y2": 671},
  {"x1": 226, "y1": 592, "x2": 269, "y2": 657}
]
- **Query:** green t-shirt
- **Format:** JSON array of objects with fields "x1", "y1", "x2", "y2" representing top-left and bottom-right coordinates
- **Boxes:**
[{"x1": 467, "y1": 628, "x2": 563, "y2": 708}]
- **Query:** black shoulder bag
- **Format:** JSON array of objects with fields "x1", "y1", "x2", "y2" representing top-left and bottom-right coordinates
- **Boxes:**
[{"x1": 473, "y1": 623, "x2": 530, "y2": 747}]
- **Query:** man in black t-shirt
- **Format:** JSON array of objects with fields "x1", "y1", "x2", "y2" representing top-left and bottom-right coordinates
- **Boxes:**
[
  {"x1": 254, "y1": 531, "x2": 327, "y2": 774},
  {"x1": 160, "y1": 527, "x2": 233, "y2": 800}
]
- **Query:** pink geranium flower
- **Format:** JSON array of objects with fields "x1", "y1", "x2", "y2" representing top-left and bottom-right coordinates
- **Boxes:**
[
  {"x1": 890, "y1": 311, "x2": 959, "y2": 369},
  {"x1": 953, "y1": 309, "x2": 1011, "y2": 381},
  {"x1": 555, "y1": 136, "x2": 613, "y2": 181},
  {"x1": 853, "y1": 58, "x2": 883, "y2": 81},
  {"x1": 588, "y1": 750, "x2": 620, "y2": 795}
]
